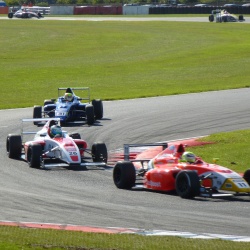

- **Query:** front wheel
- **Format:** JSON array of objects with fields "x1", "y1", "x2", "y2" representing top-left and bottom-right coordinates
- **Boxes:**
[
  {"x1": 85, "y1": 105, "x2": 95, "y2": 125},
  {"x1": 33, "y1": 106, "x2": 42, "y2": 125},
  {"x1": 27, "y1": 144, "x2": 42, "y2": 168},
  {"x1": 239, "y1": 15, "x2": 244, "y2": 21},
  {"x1": 91, "y1": 142, "x2": 108, "y2": 163},
  {"x1": 113, "y1": 161, "x2": 136, "y2": 189},
  {"x1": 92, "y1": 99, "x2": 103, "y2": 119},
  {"x1": 175, "y1": 170, "x2": 200, "y2": 199},
  {"x1": 6, "y1": 134, "x2": 22, "y2": 159}
]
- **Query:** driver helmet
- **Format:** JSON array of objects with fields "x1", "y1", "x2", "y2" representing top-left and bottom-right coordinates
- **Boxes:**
[
  {"x1": 64, "y1": 93, "x2": 73, "y2": 102},
  {"x1": 180, "y1": 152, "x2": 196, "y2": 163},
  {"x1": 50, "y1": 125, "x2": 62, "y2": 137}
]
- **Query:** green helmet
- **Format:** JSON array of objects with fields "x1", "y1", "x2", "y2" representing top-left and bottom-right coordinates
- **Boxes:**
[{"x1": 181, "y1": 152, "x2": 196, "y2": 163}]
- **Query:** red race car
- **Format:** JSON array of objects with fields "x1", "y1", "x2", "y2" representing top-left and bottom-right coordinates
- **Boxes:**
[
  {"x1": 6, "y1": 118, "x2": 107, "y2": 169},
  {"x1": 113, "y1": 142, "x2": 250, "y2": 199}
]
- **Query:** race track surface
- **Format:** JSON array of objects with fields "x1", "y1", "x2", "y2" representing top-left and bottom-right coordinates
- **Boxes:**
[
  {"x1": 1, "y1": 16, "x2": 250, "y2": 23},
  {"x1": 1, "y1": 88, "x2": 250, "y2": 237}
]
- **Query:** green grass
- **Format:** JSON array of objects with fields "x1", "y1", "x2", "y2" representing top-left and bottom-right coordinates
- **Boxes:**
[
  {"x1": 1, "y1": 20, "x2": 250, "y2": 108},
  {"x1": 191, "y1": 130, "x2": 250, "y2": 173},
  {"x1": 1, "y1": 225, "x2": 250, "y2": 250}
]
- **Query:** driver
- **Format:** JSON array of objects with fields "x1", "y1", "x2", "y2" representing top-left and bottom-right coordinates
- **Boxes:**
[
  {"x1": 50, "y1": 125, "x2": 63, "y2": 138},
  {"x1": 180, "y1": 151, "x2": 196, "y2": 163},
  {"x1": 64, "y1": 93, "x2": 73, "y2": 102}
]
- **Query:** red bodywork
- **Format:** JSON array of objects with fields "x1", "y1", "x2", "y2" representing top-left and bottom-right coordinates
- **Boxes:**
[{"x1": 133, "y1": 142, "x2": 241, "y2": 192}]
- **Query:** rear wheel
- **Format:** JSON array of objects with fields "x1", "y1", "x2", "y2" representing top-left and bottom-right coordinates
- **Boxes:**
[
  {"x1": 92, "y1": 142, "x2": 108, "y2": 163},
  {"x1": 113, "y1": 161, "x2": 136, "y2": 189},
  {"x1": 175, "y1": 170, "x2": 200, "y2": 199},
  {"x1": 85, "y1": 105, "x2": 95, "y2": 125},
  {"x1": 8, "y1": 13, "x2": 13, "y2": 18},
  {"x1": 33, "y1": 106, "x2": 42, "y2": 125},
  {"x1": 209, "y1": 14, "x2": 214, "y2": 22},
  {"x1": 69, "y1": 133, "x2": 81, "y2": 139},
  {"x1": 27, "y1": 144, "x2": 42, "y2": 169},
  {"x1": 44, "y1": 99, "x2": 55, "y2": 106},
  {"x1": 92, "y1": 99, "x2": 103, "y2": 119},
  {"x1": 6, "y1": 134, "x2": 22, "y2": 159},
  {"x1": 243, "y1": 169, "x2": 250, "y2": 185}
]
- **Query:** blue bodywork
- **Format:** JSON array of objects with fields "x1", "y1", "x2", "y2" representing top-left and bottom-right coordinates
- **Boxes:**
[
  {"x1": 33, "y1": 87, "x2": 102, "y2": 126},
  {"x1": 44, "y1": 96, "x2": 86, "y2": 123}
]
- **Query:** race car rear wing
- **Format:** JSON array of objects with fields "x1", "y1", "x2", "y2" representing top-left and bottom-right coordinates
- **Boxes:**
[
  {"x1": 124, "y1": 143, "x2": 168, "y2": 161},
  {"x1": 21, "y1": 118, "x2": 61, "y2": 136},
  {"x1": 58, "y1": 87, "x2": 90, "y2": 102}
]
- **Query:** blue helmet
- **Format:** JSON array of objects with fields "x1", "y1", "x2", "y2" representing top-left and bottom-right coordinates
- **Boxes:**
[{"x1": 50, "y1": 125, "x2": 62, "y2": 137}]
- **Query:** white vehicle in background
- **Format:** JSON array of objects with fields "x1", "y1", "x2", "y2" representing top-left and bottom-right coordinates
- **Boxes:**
[
  {"x1": 8, "y1": 8, "x2": 43, "y2": 19},
  {"x1": 209, "y1": 9, "x2": 245, "y2": 22}
]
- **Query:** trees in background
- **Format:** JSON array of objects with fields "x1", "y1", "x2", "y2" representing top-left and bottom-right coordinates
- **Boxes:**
[{"x1": 3, "y1": 0, "x2": 245, "y2": 7}]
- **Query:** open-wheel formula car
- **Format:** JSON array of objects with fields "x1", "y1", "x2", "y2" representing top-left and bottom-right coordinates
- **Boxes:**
[
  {"x1": 6, "y1": 118, "x2": 108, "y2": 169},
  {"x1": 209, "y1": 9, "x2": 244, "y2": 22},
  {"x1": 8, "y1": 8, "x2": 43, "y2": 19},
  {"x1": 113, "y1": 142, "x2": 250, "y2": 199},
  {"x1": 33, "y1": 87, "x2": 103, "y2": 126}
]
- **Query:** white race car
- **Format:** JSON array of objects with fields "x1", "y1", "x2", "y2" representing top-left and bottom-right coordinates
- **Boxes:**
[
  {"x1": 6, "y1": 118, "x2": 108, "y2": 169},
  {"x1": 209, "y1": 9, "x2": 245, "y2": 22},
  {"x1": 8, "y1": 8, "x2": 43, "y2": 19}
]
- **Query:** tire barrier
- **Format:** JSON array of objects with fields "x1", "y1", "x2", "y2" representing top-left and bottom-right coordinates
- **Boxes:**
[
  {"x1": 74, "y1": 6, "x2": 122, "y2": 15},
  {"x1": 149, "y1": 6, "x2": 250, "y2": 15}
]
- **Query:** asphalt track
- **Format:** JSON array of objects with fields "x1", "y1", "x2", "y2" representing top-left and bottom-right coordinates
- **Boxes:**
[
  {"x1": 1, "y1": 16, "x2": 250, "y2": 23},
  {"x1": 1, "y1": 88, "x2": 250, "y2": 238}
]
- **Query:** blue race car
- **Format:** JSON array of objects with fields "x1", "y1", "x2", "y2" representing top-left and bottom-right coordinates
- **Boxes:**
[{"x1": 33, "y1": 87, "x2": 103, "y2": 126}]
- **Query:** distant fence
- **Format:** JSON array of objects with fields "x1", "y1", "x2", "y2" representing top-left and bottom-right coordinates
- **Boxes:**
[
  {"x1": 2, "y1": 5, "x2": 250, "y2": 16},
  {"x1": 149, "y1": 6, "x2": 250, "y2": 15},
  {"x1": 0, "y1": 6, "x2": 8, "y2": 14},
  {"x1": 74, "y1": 6, "x2": 122, "y2": 15}
]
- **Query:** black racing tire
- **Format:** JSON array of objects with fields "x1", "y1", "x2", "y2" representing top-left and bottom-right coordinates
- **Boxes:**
[
  {"x1": 92, "y1": 99, "x2": 103, "y2": 119},
  {"x1": 33, "y1": 106, "x2": 42, "y2": 125},
  {"x1": 6, "y1": 134, "x2": 22, "y2": 159},
  {"x1": 243, "y1": 169, "x2": 250, "y2": 185},
  {"x1": 209, "y1": 14, "x2": 214, "y2": 22},
  {"x1": 113, "y1": 161, "x2": 136, "y2": 189},
  {"x1": 27, "y1": 144, "x2": 42, "y2": 169},
  {"x1": 91, "y1": 142, "x2": 108, "y2": 163},
  {"x1": 239, "y1": 15, "x2": 244, "y2": 21},
  {"x1": 8, "y1": 13, "x2": 13, "y2": 18},
  {"x1": 175, "y1": 170, "x2": 200, "y2": 199},
  {"x1": 222, "y1": 16, "x2": 228, "y2": 22},
  {"x1": 69, "y1": 133, "x2": 81, "y2": 139},
  {"x1": 44, "y1": 99, "x2": 54, "y2": 106},
  {"x1": 85, "y1": 104, "x2": 95, "y2": 125}
]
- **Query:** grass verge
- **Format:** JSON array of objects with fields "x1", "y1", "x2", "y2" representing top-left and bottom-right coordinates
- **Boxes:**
[
  {"x1": 0, "y1": 19, "x2": 250, "y2": 108},
  {"x1": 1, "y1": 225, "x2": 250, "y2": 250}
]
